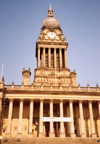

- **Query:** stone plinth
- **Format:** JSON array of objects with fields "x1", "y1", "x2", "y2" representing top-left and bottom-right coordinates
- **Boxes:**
[
  {"x1": 91, "y1": 133, "x2": 97, "y2": 138},
  {"x1": 49, "y1": 133, "x2": 55, "y2": 138},
  {"x1": 81, "y1": 133, "x2": 86, "y2": 138},
  {"x1": 6, "y1": 133, "x2": 11, "y2": 138},
  {"x1": 39, "y1": 133, "x2": 43, "y2": 138},
  {"x1": 60, "y1": 133, "x2": 65, "y2": 138},
  {"x1": 70, "y1": 133, "x2": 76, "y2": 138},
  {"x1": 17, "y1": 133, "x2": 22, "y2": 138},
  {"x1": 28, "y1": 133, "x2": 33, "y2": 138}
]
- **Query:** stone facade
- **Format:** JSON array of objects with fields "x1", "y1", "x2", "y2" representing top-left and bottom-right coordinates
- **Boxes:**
[{"x1": 0, "y1": 6, "x2": 100, "y2": 139}]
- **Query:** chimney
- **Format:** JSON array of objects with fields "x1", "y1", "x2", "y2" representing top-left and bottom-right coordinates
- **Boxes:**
[{"x1": 22, "y1": 68, "x2": 31, "y2": 85}]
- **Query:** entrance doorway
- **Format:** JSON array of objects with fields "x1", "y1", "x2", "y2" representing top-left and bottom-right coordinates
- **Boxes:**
[
  {"x1": 54, "y1": 122, "x2": 60, "y2": 137},
  {"x1": 45, "y1": 122, "x2": 50, "y2": 137}
]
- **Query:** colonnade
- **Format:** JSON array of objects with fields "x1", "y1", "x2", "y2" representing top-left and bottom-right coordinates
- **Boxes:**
[
  {"x1": 6, "y1": 99, "x2": 99, "y2": 138},
  {"x1": 37, "y1": 47, "x2": 67, "y2": 68}
]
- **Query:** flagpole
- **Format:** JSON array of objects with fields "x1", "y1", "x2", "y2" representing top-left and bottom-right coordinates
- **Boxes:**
[{"x1": 1, "y1": 64, "x2": 4, "y2": 80}]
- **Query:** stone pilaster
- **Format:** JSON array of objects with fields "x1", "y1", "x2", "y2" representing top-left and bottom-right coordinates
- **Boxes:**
[
  {"x1": 69, "y1": 100, "x2": 76, "y2": 137},
  {"x1": 6, "y1": 99, "x2": 13, "y2": 138},
  {"x1": 39, "y1": 99, "x2": 43, "y2": 137},
  {"x1": 17, "y1": 99, "x2": 24, "y2": 138},
  {"x1": 28, "y1": 99, "x2": 34, "y2": 137},
  {"x1": 60, "y1": 99, "x2": 65, "y2": 137},
  {"x1": 89, "y1": 101, "x2": 97, "y2": 138},
  {"x1": 79, "y1": 100, "x2": 85, "y2": 137}
]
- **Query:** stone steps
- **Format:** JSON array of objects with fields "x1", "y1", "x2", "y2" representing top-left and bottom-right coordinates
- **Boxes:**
[{"x1": 1, "y1": 137, "x2": 100, "y2": 144}]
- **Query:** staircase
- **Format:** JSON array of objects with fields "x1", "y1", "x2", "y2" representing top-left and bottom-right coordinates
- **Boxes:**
[{"x1": 1, "y1": 137, "x2": 100, "y2": 144}]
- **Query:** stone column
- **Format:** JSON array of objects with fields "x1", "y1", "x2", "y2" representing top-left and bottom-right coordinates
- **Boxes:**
[
  {"x1": 79, "y1": 100, "x2": 85, "y2": 137},
  {"x1": 6, "y1": 99, "x2": 13, "y2": 137},
  {"x1": 60, "y1": 100, "x2": 65, "y2": 137},
  {"x1": 66, "y1": 103, "x2": 70, "y2": 135},
  {"x1": 17, "y1": 99, "x2": 24, "y2": 137},
  {"x1": 56, "y1": 122, "x2": 58, "y2": 137},
  {"x1": 39, "y1": 99, "x2": 43, "y2": 137},
  {"x1": 48, "y1": 48, "x2": 51, "y2": 68},
  {"x1": 69, "y1": 100, "x2": 76, "y2": 137},
  {"x1": 49, "y1": 99, "x2": 54, "y2": 137},
  {"x1": 64, "y1": 48, "x2": 67, "y2": 68},
  {"x1": 41, "y1": 50, "x2": 43, "y2": 67},
  {"x1": 98, "y1": 101, "x2": 100, "y2": 118},
  {"x1": 89, "y1": 100, "x2": 97, "y2": 138},
  {"x1": 29, "y1": 99, "x2": 34, "y2": 137},
  {"x1": 43, "y1": 48, "x2": 45, "y2": 67},
  {"x1": 0, "y1": 98, "x2": 2, "y2": 120},
  {"x1": 0, "y1": 97, "x2": 2, "y2": 138},
  {"x1": 97, "y1": 101, "x2": 100, "y2": 137},
  {"x1": 59, "y1": 49, "x2": 62, "y2": 68},
  {"x1": 37, "y1": 47, "x2": 40, "y2": 68},
  {"x1": 54, "y1": 48, "x2": 56, "y2": 68}
]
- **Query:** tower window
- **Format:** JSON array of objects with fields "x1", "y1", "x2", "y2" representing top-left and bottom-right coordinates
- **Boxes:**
[
  {"x1": 46, "y1": 48, "x2": 48, "y2": 53},
  {"x1": 51, "y1": 48, "x2": 53, "y2": 53}
]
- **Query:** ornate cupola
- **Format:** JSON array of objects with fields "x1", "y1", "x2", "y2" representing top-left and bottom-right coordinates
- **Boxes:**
[
  {"x1": 33, "y1": 6, "x2": 76, "y2": 88},
  {"x1": 42, "y1": 5, "x2": 61, "y2": 30}
]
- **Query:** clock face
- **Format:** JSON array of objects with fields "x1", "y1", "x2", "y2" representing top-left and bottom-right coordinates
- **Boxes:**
[{"x1": 47, "y1": 32, "x2": 56, "y2": 39}]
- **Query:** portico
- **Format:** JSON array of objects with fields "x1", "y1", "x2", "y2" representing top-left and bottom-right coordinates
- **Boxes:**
[{"x1": 4, "y1": 97, "x2": 99, "y2": 138}]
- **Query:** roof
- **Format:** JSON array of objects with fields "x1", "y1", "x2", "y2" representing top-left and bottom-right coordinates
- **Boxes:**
[{"x1": 42, "y1": 5, "x2": 61, "y2": 29}]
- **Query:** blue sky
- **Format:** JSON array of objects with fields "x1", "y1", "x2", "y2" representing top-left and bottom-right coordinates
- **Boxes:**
[{"x1": 0, "y1": 0, "x2": 100, "y2": 87}]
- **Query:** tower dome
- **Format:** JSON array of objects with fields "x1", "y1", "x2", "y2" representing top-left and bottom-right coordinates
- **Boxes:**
[{"x1": 42, "y1": 5, "x2": 61, "y2": 29}]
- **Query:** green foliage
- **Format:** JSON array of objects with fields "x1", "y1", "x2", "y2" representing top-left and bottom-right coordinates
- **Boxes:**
[
  {"x1": 98, "y1": 139, "x2": 100, "y2": 142},
  {"x1": 17, "y1": 138, "x2": 21, "y2": 142},
  {"x1": 4, "y1": 138, "x2": 8, "y2": 142}
]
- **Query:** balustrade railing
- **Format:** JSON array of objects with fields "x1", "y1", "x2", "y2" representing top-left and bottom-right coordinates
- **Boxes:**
[{"x1": 4, "y1": 85, "x2": 100, "y2": 92}]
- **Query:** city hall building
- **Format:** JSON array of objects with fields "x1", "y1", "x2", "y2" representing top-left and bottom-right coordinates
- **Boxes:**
[{"x1": 0, "y1": 6, "x2": 100, "y2": 139}]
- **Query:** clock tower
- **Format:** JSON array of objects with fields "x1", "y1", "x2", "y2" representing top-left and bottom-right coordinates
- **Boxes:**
[{"x1": 33, "y1": 5, "x2": 76, "y2": 88}]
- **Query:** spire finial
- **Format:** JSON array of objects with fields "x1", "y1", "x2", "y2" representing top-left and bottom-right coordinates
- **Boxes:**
[
  {"x1": 50, "y1": 4, "x2": 52, "y2": 10},
  {"x1": 48, "y1": 4, "x2": 53, "y2": 17}
]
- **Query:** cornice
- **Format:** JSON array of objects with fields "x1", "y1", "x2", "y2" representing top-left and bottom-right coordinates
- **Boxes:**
[
  {"x1": 37, "y1": 42, "x2": 68, "y2": 46},
  {"x1": 5, "y1": 89, "x2": 100, "y2": 96}
]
